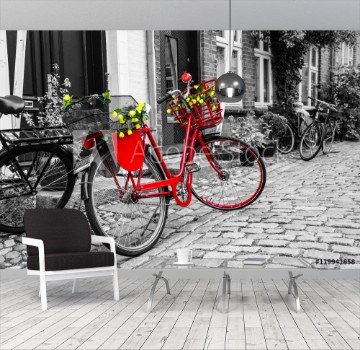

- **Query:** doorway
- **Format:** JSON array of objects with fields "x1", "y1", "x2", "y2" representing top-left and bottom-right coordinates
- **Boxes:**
[{"x1": 159, "y1": 31, "x2": 200, "y2": 153}]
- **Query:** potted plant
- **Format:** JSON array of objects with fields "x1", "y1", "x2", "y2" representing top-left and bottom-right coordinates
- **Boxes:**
[
  {"x1": 228, "y1": 112, "x2": 277, "y2": 159},
  {"x1": 24, "y1": 64, "x2": 71, "y2": 128},
  {"x1": 23, "y1": 64, "x2": 73, "y2": 191},
  {"x1": 261, "y1": 111, "x2": 292, "y2": 154}
]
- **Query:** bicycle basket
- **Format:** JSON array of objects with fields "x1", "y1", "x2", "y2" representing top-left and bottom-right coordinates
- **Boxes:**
[
  {"x1": 168, "y1": 79, "x2": 222, "y2": 129},
  {"x1": 64, "y1": 95, "x2": 138, "y2": 132}
]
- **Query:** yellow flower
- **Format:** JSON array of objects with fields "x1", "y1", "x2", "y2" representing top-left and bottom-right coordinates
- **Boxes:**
[
  {"x1": 136, "y1": 106, "x2": 142, "y2": 113},
  {"x1": 167, "y1": 108, "x2": 172, "y2": 114},
  {"x1": 212, "y1": 105, "x2": 217, "y2": 111},
  {"x1": 186, "y1": 97, "x2": 190, "y2": 102},
  {"x1": 194, "y1": 85, "x2": 199, "y2": 89},
  {"x1": 138, "y1": 101, "x2": 145, "y2": 108},
  {"x1": 127, "y1": 129, "x2": 133, "y2": 135},
  {"x1": 111, "y1": 111, "x2": 118, "y2": 118},
  {"x1": 63, "y1": 94, "x2": 71, "y2": 102},
  {"x1": 189, "y1": 102, "x2": 193, "y2": 107},
  {"x1": 210, "y1": 91, "x2": 215, "y2": 97},
  {"x1": 132, "y1": 117, "x2": 138, "y2": 123},
  {"x1": 192, "y1": 99, "x2": 196, "y2": 104},
  {"x1": 129, "y1": 110, "x2": 136, "y2": 117},
  {"x1": 119, "y1": 131, "x2": 125, "y2": 138},
  {"x1": 142, "y1": 116, "x2": 148, "y2": 121},
  {"x1": 135, "y1": 124, "x2": 141, "y2": 129},
  {"x1": 200, "y1": 99, "x2": 204, "y2": 104}
]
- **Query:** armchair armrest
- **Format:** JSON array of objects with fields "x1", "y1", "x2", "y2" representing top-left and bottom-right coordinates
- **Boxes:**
[
  {"x1": 91, "y1": 235, "x2": 116, "y2": 254},
  {"x1": 22, "y1": 237, "x2": 45, "y2": 272}
]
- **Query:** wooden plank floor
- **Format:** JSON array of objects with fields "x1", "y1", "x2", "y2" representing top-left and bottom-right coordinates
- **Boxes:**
[{"x1": 0, "y1": 277, "x2": 359, "y2": 350}]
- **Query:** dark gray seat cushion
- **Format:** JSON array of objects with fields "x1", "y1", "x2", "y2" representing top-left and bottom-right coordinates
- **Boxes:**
[{"x1": 27, "y1": 251, "x2": 114, "y2": 271}]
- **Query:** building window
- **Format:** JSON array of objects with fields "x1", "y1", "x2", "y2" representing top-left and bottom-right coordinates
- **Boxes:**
[
  {"x1": 299, "y1": 47, "x2": 319, "y2": 106},
  {"x1": 216, "y1": 46, "x2": 226, "y2": 77},
  {"x1": 254, "y1": 36, "x2": 272, "y2": 105},
  {"x1": 332, "y1": 42, "x2": 355, "y2": 74},
  {"x1": 231, "y1": 50, "x2": 239, "y2": 73},
  {"x1": 216, "y1": 30, "x2": 242, "y2": 75},
  {"x1": 216, "y1": 30, "x2": 242, "y2": 105},
  {"x1": 341, "y1": 43, "x2": 354, "y2": 66},
  {"x1": 311, "y1": 47, "x2": 318, "y2": 68}
]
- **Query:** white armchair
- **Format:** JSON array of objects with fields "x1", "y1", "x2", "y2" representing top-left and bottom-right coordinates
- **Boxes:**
[{"x1": 23, "y1": 209, "x2": 119, "y2": 311}]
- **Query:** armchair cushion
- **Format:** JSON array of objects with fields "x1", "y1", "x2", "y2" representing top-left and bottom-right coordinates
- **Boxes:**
[
  {"x1": 24, "y1": 209, "x2": 91, "y2": 256},
  {"x1": 27, "y1": 251, "x2": 115, "y2": 271}
]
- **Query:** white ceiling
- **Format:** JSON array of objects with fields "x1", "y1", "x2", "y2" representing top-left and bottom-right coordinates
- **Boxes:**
[{"x1": 0, "y1": 0, "x2": 359, "y2": 30}]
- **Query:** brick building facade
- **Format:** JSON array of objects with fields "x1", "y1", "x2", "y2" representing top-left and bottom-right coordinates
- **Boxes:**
[{"x1": 1, "y1": 30, "x2": 359, "y2": 146}]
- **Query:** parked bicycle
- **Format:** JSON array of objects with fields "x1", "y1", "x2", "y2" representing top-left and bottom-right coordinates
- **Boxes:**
[
  {"x1": 0, "y1": 94, "x2": 120, "y2": 234},
  {"x1": 269, "y1": 99, "x2": 312, "y2": 154},
  {"x1": 299, "y1": 96, "x2": 338, "y2": 161},
  {"x1": 0, "y1": 74, "x2": 266, "y2": 256}
]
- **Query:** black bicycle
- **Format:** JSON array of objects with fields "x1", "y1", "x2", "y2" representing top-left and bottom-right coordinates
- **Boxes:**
[
  {"x1": 299, "y1": 96, "x2": 338, "y2": 161},
  {"x1": 269, "y1": 99, "x2": 313, "y2": 154},
  {"x1": 0, "y1": 94, "x2": 125, "y2": 234}
]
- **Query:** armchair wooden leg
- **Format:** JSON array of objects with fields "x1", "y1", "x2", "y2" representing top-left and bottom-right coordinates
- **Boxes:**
[
  {"x1": 72, "y1": 279, "x2": 78, "y2": 293},
  {"x1": 113, "y1": 268, "x2": 119, "y2": 301},
  {"x1": 40, "y1": 274, "x2": 47, "y2": 311}
]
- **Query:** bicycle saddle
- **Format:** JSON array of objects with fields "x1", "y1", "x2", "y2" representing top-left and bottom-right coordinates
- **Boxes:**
[{"x1": 0, "y1": 95, "x2": 25, "y2": 115}]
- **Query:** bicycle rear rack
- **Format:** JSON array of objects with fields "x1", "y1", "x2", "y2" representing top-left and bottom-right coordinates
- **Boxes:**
[{"x1": 0, "y1": 126, "x2": 73, "y2": 146}]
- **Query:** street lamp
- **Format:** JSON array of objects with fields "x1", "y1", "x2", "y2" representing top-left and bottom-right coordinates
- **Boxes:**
[{"x1": 215, "y1": 0, "x2": 246, "y2": 103}]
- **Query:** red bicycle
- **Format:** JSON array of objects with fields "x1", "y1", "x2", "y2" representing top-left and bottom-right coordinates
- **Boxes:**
[{"x1": 78, "y1": 74, "x2": 266, "y2": 256}]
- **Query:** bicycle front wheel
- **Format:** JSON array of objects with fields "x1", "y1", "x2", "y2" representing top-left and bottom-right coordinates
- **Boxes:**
[
  {"x1": 299, "y1": 122, "x2": 322, "y2": 161},
  {"x1": 0, "y1": 145, "x2": 75, "y2": 233},
  {"x1": 85, "y1": 153, "x2": 168, "y2": 257},
  {"x1": 191, "y1": 136, "x2": 266, "y2": 210},
  {"x1": 322, "y1": 120, "x2": 336, "y2": 154}
]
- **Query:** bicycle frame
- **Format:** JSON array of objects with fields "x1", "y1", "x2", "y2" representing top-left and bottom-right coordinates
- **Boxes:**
[
  {"x1": 118, "y1": 114, "x2": 219, "y2": 207},
  {"x1": 285, "y1": 111, "x2": 309, "y2": 138},
  {"x1": 87, "y1": 117, "x2": 224, "y2": 208}
]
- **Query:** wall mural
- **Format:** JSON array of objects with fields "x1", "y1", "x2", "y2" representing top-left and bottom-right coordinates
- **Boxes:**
[{"x1": 0, "y1": 30, "x2": 359, "y2": 270}]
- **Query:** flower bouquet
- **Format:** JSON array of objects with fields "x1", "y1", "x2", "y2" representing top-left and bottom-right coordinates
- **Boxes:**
[{"x1": 167, "y1": 80, "x2": 222, "y2": 129}]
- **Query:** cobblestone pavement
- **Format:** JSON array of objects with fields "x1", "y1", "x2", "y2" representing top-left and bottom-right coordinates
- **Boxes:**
[
  {"x1": 1, "y1": 141, "x2": 359, "y2": 269},
  {"x1": 118, "y1": 141, "x2": 360, "y2": 269}
]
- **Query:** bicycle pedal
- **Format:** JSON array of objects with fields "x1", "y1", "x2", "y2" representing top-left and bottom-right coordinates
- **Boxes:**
[{"x1": 185, "y1": 162, "x2": 200, "y2": 173}]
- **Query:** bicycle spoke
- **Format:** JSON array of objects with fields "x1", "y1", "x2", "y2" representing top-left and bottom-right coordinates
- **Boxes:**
[
  {"x1": 85, "y1": 154, "x2": 167, "y2": 256},
  {"x1": 192, "y1": 137, "x2": 265, "y2": 209},
  {"x1": 0, "y1": 147, "x2": 73, "y2": 232}
]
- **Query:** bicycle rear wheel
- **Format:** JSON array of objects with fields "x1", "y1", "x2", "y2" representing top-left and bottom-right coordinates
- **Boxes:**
[
  {"x1": 0, "y1": 145, "x2": 75, "y2": 233},
  {"x1": 191, "y1": 136, "x2": 266, "y2": 210},
  {"x1": 85, "y1": 153, "x2": 168, "y2": 257},
  {"x1": 273, "y1": 122, "x2": 295, "y2": 154},
  {"x1": 299, "y1": 122, "x2": 322, "y2": 161},
  {"x1": 322, "y1": 120, "x2": 336, "y2": 154}
]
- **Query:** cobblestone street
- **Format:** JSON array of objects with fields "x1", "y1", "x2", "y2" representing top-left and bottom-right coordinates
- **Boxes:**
[{"x1": 119, "y1": 141, "x2": 360, "y2": 269}]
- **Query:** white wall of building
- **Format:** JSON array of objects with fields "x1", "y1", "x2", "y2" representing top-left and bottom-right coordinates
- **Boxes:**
[
  {"x1": 106, "y1": 30, "x2": 150, "y2": 103},
  {"x1": 0, "y1": 31, "x2": 27, "y2": 130},
  {"x1": 0, "y1": 31, "x2": 12, "y2": 130},
  {"x1": 106, "y1": 30, "x2": 158, "y2": 134}
]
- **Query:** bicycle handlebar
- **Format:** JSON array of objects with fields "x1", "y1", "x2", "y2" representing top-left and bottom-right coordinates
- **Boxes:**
[
  {"x1": 157, "y1": 77, "x2": 193, "y2": 105},
  {"x1": 157, "y1": 93, "x2": 173, "y2": 104},
  {"x1": 308, "y1": 96, "x2": 337, "y2": 111}
]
